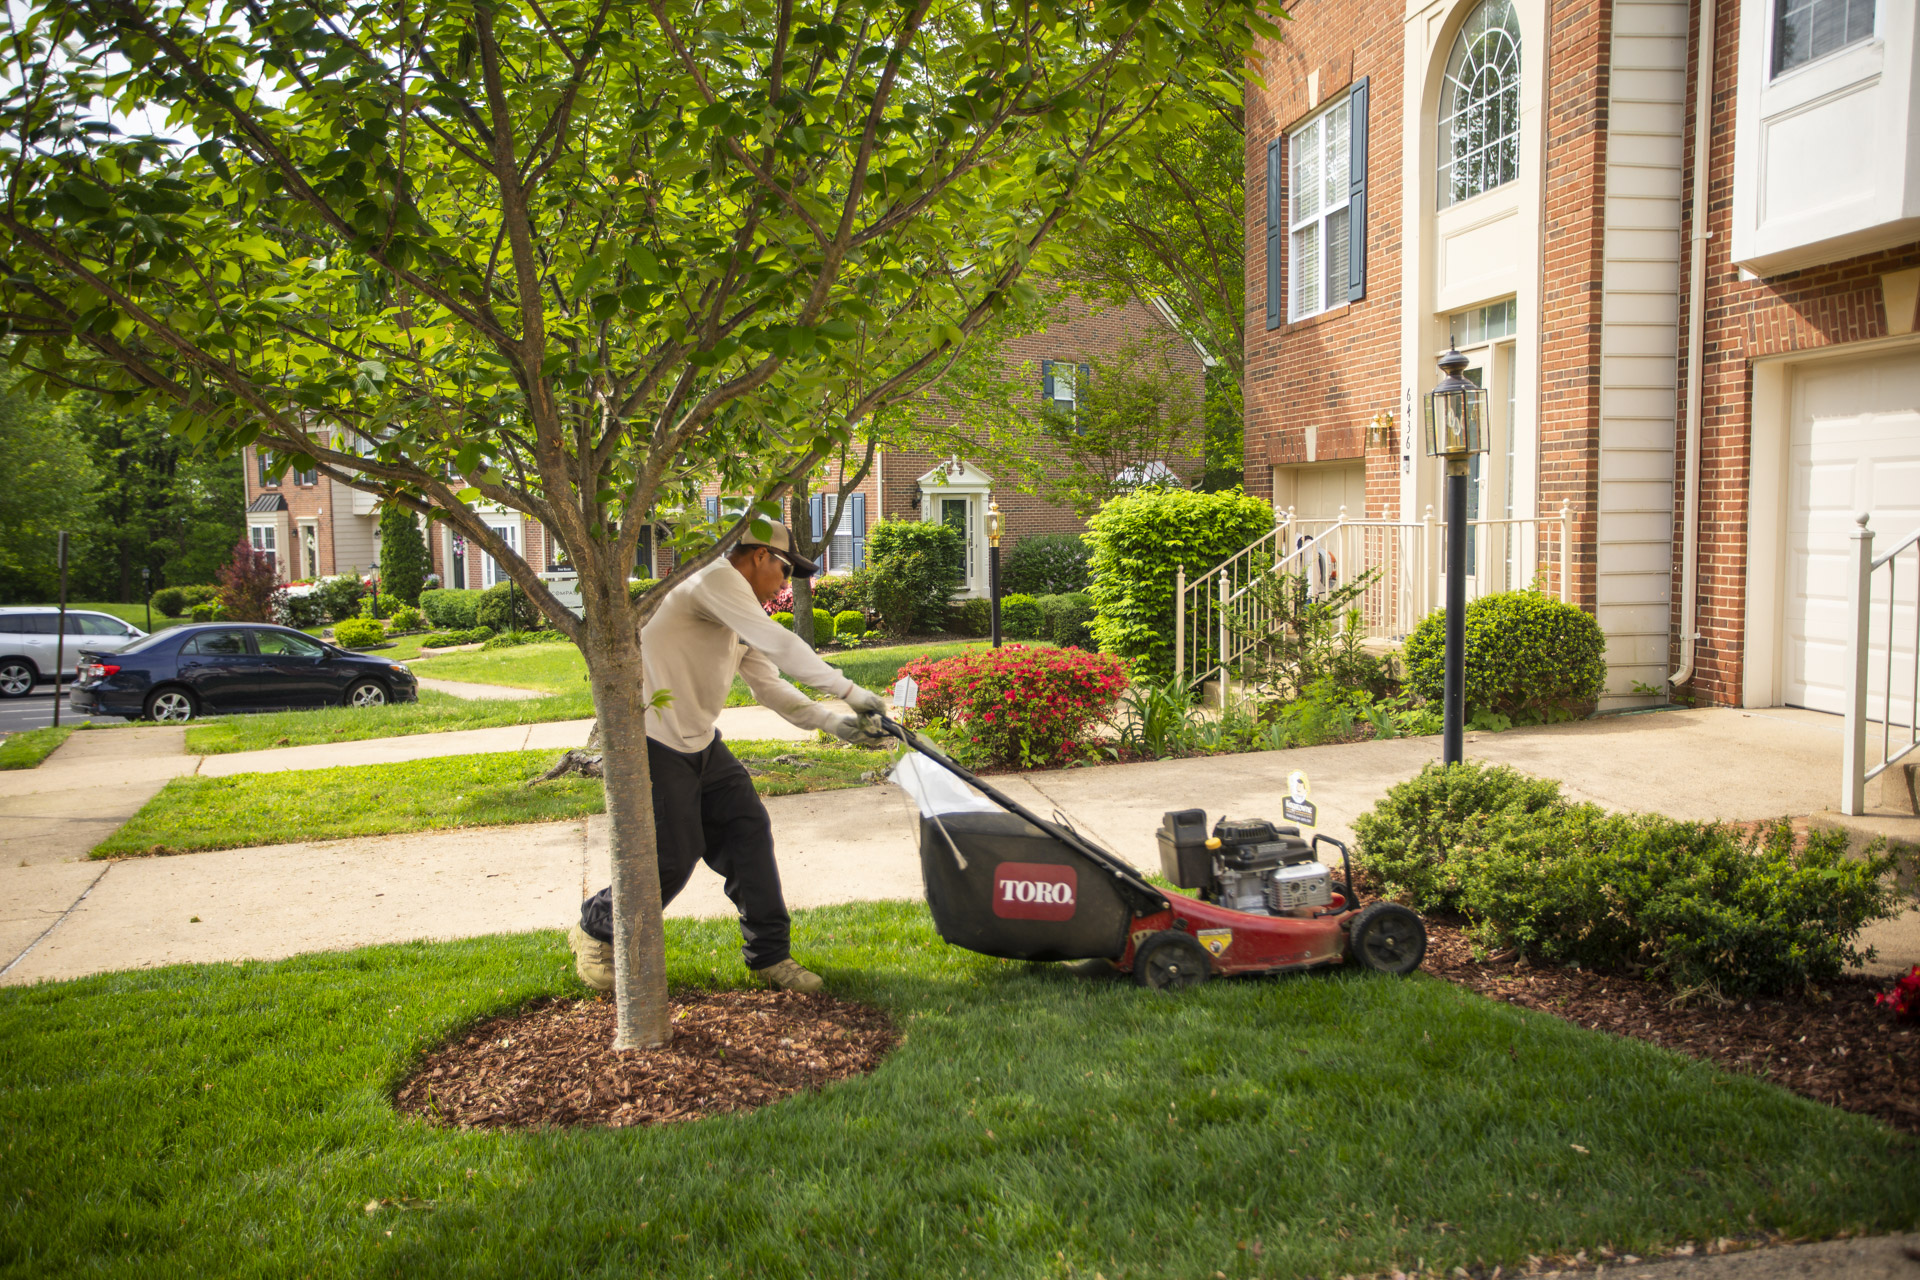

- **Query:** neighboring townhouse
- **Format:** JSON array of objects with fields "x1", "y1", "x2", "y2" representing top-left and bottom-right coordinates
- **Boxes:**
[
  {"x1": 668, "y1": 293, "x2": 1211, "y2": 598},
  {"x1": 1243, "y1": 0, "x2": 1918, "y2": 710}
]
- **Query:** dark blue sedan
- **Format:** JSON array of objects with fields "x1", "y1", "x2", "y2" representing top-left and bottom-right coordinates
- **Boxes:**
[{"x1": 69, "y1": 624, "x2": 419, "y2": 723}]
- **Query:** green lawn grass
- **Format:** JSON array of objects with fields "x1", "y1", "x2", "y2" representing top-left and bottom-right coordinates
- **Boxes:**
[
  {"x1": 94, "y1": 741, "x2": 881, "y2": 856},
  {"x1": 183, "y1": 688, "x2": 598, "y2": 755},
  {"x1": 1, "y1": 906, "x2": 1913, "y2": 1279},
  {"x1": 0, "y1": 724, "x2": 73, "y2": 769},
  {"x1": 26, "y1": 601, "x2": 189, "y2": 634}
]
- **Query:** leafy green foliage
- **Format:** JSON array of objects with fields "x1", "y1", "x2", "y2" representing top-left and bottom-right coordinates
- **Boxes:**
[
  {"x1": 314, "y1": 574, "x2": 366, "y2": 625},
  {"x1": 377, "y1": 507, "x2": 431, "y2": 606},
  {"x1": 810, "y1": 571, "x2": 872, "y2": 619},
  {"x1": 418, "y1": 588, "x2": 482, "y2": 631},
  {"x1": 1000, "y1": 592, "x2": 1044, "y2": 640},
  {"x1": 421, "y1": 627, "x2": 493, "y2": 648},
  {"x1": 149, "y1": 586, "x2": 190, "y2": 618},
  {"x1": 1114, "y1": 674, "x2": 1206, "y2": 759},
  {"x1": 1354, "y1": 764, "x2": 1910, "y2": 995},
  {"x1": 1005, "y1": 533, "x2": 1092, "y2": 596},
  {"x1": 1237, "y1": 568, "x2": 1396, "y2": 701},
  {"x1": 771, "y1": 612, "x2": 795, "y2": 631},
  {"x1": 1036, "y1": 592, "x2": 1096, "y2": 648},
  {"x1": 331, "y1": 618, "x2": 385, "y2": 649},
  {"x1": 1084, "y1": 487, "x2": 1274, "y2": 676},
  {"x1": 866, "y1": 519, "x2": 964, "y2": 636},
  {"x1": 809, "y1": 607, "x2": 833, "y2": 642},
  {"x1": 1403, "y1": 591, "x2": 1607, "y2": 719},
  {"x1": 0, "y1": 383, "x2": 97, "y2": 604},
  {"x1": 475, "y1": 582, "x2": 542, "y2": 633},
  {"x1": 831, "y1": 609, "x2": 866, "y2": 641},
  {"x1": 388, "y1": 606, "x2": 427, "y2": 634},
  {"x1": 948, "y1": 597, "x2": 991, "y2": 637}
]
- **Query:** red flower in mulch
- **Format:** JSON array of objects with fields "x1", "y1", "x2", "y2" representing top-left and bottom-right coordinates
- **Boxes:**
[{"x1": 1876, "y1": 964, "x2": 1920, "y2": 1021}]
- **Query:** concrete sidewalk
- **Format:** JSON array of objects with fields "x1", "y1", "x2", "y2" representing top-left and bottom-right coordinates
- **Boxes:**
[{"x1": 4, "y1": 705, "x2": 1914, "y2": 986}]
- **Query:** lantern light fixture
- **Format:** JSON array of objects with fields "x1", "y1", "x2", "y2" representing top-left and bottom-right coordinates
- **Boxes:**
[{"x1": 1422, "y1": 343, "x2": 1489, "y2": 461}]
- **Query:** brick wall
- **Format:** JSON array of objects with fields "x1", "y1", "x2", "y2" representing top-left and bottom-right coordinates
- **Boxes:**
[
  {"x1": 1673, "y1": 0, "x2": 1920, "y2": 706},
  {"x1": 1534, "y1": 0, "x2": 1614, "y2": 608},
  {"x1": 241, "y1": 446, "x2": 329, "y2": 582},
  {"x1": 1243, "y1": 0, "x2": 1406, "y2": 518}
]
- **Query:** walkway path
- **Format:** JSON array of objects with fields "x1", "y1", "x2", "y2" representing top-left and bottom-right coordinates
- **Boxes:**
[
  {"x1": 413, "y1": 675, "x2": 547, "y2": 701},
  {"x1": 3, "y1": 706, "x2": 1914, "y2": 985}
]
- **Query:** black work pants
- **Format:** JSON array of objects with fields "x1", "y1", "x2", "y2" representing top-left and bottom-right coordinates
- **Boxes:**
[{"x1": 581, "y1": 733, "x2": 790, "y2": 969}]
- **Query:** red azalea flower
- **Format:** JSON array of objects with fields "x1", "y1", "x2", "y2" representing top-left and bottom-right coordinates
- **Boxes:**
[{"x1": 1876, "y1": 964, "x2": 1920, "y2": 1021}]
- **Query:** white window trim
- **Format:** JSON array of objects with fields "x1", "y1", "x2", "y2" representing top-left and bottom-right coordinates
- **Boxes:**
[{"x1": 1287, "y1": 96, "x2": 1352, "y2": 322}]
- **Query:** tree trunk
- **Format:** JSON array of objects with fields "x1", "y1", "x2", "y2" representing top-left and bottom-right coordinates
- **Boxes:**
[
  {"x1": 790, "y1": 475, "x2": 815, "y2": 647},
  {"x1": 578, "y1": 580, "x2": 671, "y2": 1049}
]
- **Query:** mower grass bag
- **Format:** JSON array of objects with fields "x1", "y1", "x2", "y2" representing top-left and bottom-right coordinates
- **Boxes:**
[{"x1": 892, "y1": 753, "x2": 1149, "y2": 962}]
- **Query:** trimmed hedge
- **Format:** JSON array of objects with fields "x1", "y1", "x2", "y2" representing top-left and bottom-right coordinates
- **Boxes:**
[
  {"x1": 421, "y1": 626, "x2": 495, "y2": 647},
  {"x1": 1037, "y1": 592, "x2": 1095, "y2": 649},
  {"x1": 475, "y1": 581, "x2": 542, "y2": 633},
  {"x1": 151, "y1": 584, "x2": 218, "y2": 618},
  {"x1": 948, "y1": 598, "x2": 990, "y2": 637},
  {"x1": 771, "y1": 611, "x2": 794, "y2": 630},
  {"x1": 866, "y1": 519, "x2": 964, "y2": 636},
  {"x1": 811, "y1": 571, "x2": 872, "y2": 618},
  {"x1": 388, "y1": 606, "x2": 427, "y2": 633},
  {"x1": 1353, "y1": 762, "x2": 1908, "y2": 995},
  {"x1": 832, "y1": 609, "x2": 866, "y2": 640},
  {"x1": 332, "y1": 618, "x2": 386, "y2": 649},
  {"x1": 1000, "y1": 593, "x2": 1043, "y2": 641},
  {"x1": 1402, "y1": 590, "x2": 1606, "y2": 719},
  {"x1": 419, "y1": 588, "x2": 482, "y2": 630},
  {"x1": 1085, "y1": 488, "x2": 1276, "y2": 677},
  {"x1": 1004, "y1": 533, "x2": 1090, "y2": 596}
]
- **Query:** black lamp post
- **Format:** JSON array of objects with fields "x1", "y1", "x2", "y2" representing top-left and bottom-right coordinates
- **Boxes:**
[
  {"x1": 986, "y1": 498, "x2": 1003, "y2": 648},
  {"x1": 1423, "y1": 342, "x2": 1489, "y2": 766}
]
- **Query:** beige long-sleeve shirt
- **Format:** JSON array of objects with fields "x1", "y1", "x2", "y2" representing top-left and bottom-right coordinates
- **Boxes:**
[{"x1": 641, "y1": 559, "x2": 855, "y2": 752}]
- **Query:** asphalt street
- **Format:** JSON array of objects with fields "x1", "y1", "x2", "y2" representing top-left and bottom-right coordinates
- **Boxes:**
[{"x1": 0, "y1": 685, "x2": 113, "y2": 734}]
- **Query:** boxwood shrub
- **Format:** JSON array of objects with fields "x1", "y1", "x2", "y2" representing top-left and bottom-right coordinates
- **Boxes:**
[
  {"x1": 1037, "y1": 592, "x2": 1095, "y2": 649},
  {"x1": 1084, "y1": 488, "x2": 1276, "y2": 677},
  {"x1": 1005, "y1": 533, "x2": 1090, "y2": 596},
  {"x1": 1402, "y1": 589, "x2": 1606, "y2": 719},
  {"x1": 1354, "y1": 762, "x2": 1908, "y2": 995},
  {"x1": 476, "y1": 581, "x2": 542, "y2": 632},
  {"x1": 832, "y1": 609, "x2": 867, "y2": 640},
  {"x1": 999, "y1": 593, "x2": 1043, "y2": 640},
  {"x1": 332, "y1": 618, "x2": 386, "y2": 649},
  {"x1": 419, "y1": 588, "x2": 482, "y2": 630},
  {"x1": 948, "y1": 597, "x2": 990, "y2": 637}
]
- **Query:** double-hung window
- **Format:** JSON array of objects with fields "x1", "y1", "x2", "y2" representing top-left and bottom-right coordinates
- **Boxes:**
[{"x1": 1289, "y1": 98, "x2": 1351, "y2": 322}]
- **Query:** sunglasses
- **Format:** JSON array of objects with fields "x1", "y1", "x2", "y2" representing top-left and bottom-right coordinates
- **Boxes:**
[{"x1": 767, "y1": 550, "x2": 794, "y2": 579}]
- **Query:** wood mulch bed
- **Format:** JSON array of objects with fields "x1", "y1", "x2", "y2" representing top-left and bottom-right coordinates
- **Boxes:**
[
  {"x1": 1421, "y1": 921, "x2": 1919, "y2": 1134},
  {"x1": 394, "y1": 990, "x2": 896, "y2": 1130}
]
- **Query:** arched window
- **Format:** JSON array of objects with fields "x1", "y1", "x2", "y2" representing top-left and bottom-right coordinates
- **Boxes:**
[{"x1": 1437, "y1": 0, "x2": 1522, "y2": 208}]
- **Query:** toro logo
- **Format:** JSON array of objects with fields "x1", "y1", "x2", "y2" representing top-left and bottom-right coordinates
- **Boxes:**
[{"x1": 992, "y1": 862, "x2": 1078, "y2": 921}]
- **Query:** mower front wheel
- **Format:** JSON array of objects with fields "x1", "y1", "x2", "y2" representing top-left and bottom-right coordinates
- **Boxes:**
[
  {"x1": 1348, "y1": 902, "x2": 1427, "y2": 975},
  {"x1": 1132, "y1": 931, "x2": 1211, "y2": 992}
]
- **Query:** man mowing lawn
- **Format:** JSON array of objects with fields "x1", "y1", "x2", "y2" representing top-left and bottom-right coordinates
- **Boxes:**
[{"x1": 571, "y1": 521, "x2": 886, "y2": 995}]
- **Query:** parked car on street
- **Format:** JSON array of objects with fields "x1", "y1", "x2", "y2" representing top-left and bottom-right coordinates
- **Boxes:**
[
  {"x1": 69, "y1": 623, "x2": 419, "y2": 723},
  {"x1": 0, "y1": 608, "x2": 148, "y2": 699}
]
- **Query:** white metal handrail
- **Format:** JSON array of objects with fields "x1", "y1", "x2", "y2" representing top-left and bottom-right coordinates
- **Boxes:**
[
  {"x1": 1841, "y1": 514, "x2": 1920, "y2": 815},
  {"x1": 1173, "y1": 503, "x2": 1575, "y2": 698}
]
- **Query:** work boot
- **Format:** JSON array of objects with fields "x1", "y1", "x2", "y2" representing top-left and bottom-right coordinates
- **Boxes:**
[
  {"x1": 568, "y1": 922, "x2": 613, "y2": 993},
  {"x1": 753, "y1": 958, "x2": 824, "y2": 993}
]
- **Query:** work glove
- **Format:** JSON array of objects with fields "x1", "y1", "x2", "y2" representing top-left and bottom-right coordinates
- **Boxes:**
[
  {"x1": 842, "y1": 684, "x2": 886, "y2": 716},
  {"x1": 827, "y1": 713, "x2": 890, "y2": 745}
]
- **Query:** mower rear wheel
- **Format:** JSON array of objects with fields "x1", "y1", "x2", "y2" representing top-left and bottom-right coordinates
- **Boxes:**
[
  {"x1": 1349, "y1": 902, "x2": 1427, "y2": 975},
  {"x1": 1133, "y1": 931, "x2": 1211, "y2": 991}
]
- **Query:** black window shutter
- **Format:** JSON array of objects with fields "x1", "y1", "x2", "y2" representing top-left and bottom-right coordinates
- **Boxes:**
[
  {"x1": 1265, "y1": 139, "x2": 1284, "y2": 330},
  {"x1": 1077, "y1": 362, "x2": 1090, "y2": 391},
  {"x1": 1348, "y1": 78, "x2": 1369, "y2": 304},
  {"x1": 1041, "y1": 358, "x2": 1054, "y2": 400}
]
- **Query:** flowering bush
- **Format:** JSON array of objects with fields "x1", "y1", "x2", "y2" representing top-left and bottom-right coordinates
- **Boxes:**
[
  {"x1": 1878, "y1": 965, "x2": 1920, "y2": 1021},
  {"x1": 762, "y1": 583, "x2": 794, "y2": 616},
  {"x1": 900, "y1": 645, "x2": 1128, "y2": 768}
]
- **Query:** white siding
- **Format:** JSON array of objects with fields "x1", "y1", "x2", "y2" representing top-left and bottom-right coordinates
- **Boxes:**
[
  {"x1": 328, "y1": 478, "x2": 380, "y2": 574},
  {"x1": 1595, "y1": 0, "x2": 1687, "y2": 705}
]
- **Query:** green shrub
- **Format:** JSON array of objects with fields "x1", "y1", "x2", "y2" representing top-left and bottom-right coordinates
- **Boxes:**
[
  {"x1": 480, "y1": 629, "x2": 572, "y2": 651},
  {"x1": 419, "y1": 588, "x2": 481, "y2": 630},
  {"x1": 948, "y1": 597, "x2": 990, "y2": 637},
  {"x1": 1000, "y1": 593, "x2": 1043, "y2": 640},
  {"x1": 1005, "y1": 533, "x2": 1091, "y2": 596},
  {"x1": 421, "y1": 626, "x2": 494, "y2": 647},
  {"x1": 189, "y1": 601, "x2": 223, "y2": 622},
  {"x1": 333, "y1": 618, "x2": 386, "y2": 649},
  {"x1": 1351, "y1": 762, "x2": 1569, "y2": 912},
  {"x1": 314, "y1": 573, "x2": 365, "y2": 624},
  {"x1": 150, "y1": 586, "x2": 189, "y2": 618},
  {"x1": 180, "y1": 583, "x2": 220, "y2": 608},
  {"x1": 476, "y1": 581, "x2": 542, "y2": 632},
  {"x1": 809, "y1": 607, "x2": 833, "y2": 641},
  {"x1": 1353, "y1": 762, "x2": 1909, "y2": 995},
  {"x1": 274, "y1": 587, "x2": 326, "y2": 630},
  {"x1": 376, "y1": 505, "x2": 431, "y2": 606},
  {"x1": 388, "y1": 606, "x2": 427, "y2": 633},
  {"x1": 1402, "y1": 590, "x2": 1606, "y2": 720},
  {"x1": 832, "y1": 609, "x2": 866, "y2": 641},
  {"x1": 1036, "y1": 592, "x2": 1095, "y2": 648},
  {"x1": 627, "y1": 578, "x2": 661, "y2": 603},
  {"x1": 1084, "y1": 488, "x2": 1276, "y2": 677},
  {"x1": 866, "y1": 519, "x2": 965, "y2": 636},
  {"x1": 811, "y1": 570, "x2": 872, "y2": 617},
  {"x1": 772, "y1": 611, "x2": 794, "y2": 630}
]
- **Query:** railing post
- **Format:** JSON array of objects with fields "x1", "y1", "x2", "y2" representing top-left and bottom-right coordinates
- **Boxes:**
[
  {"x1": 1423, "y1": 504, "x2": 1436, "y2": 618},
  {"x1": 1842, "y1": 513, "x2": 1874, "y2": 816},
  {"x1": 1559, "y1": 501, "x2": 1573, "y2": 603},
  {"x1": 1218, "y1": 569, "x2": 1230, "y2": 711},
  {"x1": 1174, "y1": 564, "x2": 1186, "y2": 687}
]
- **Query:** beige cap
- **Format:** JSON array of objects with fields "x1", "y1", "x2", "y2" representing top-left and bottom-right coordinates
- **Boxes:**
[{"x1": 738, "y1": 519, "x2": 820, "y2": 577}]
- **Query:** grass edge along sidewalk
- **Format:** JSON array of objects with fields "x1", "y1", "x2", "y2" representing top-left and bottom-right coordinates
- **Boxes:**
[
  {"x1": 0, "y1": 906, "x2": 1914, "y2": 1278},
  {"x1": 0, "y1": 724, "x2": 74, "y2": 770},
  {"x1": 92, "y1": 741, "x2": 880, "y2": 857}
]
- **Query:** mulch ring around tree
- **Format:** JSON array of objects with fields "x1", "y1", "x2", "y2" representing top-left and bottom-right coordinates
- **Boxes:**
[
  {"x1": 1421, "y1": 921, "x2": 1919, "y2": 1134},
  {"x1": 394, "y1": 990, "x2": 896, "y2": 1130}
]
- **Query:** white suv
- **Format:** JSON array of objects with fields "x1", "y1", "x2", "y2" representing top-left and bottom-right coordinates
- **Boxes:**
[{"x1": 0, "y1": 609, "x2": 148, "y2": 699}]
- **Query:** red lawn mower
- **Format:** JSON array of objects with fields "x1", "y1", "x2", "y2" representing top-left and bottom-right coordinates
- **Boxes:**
[{"x1": 880, "y1": 716, "x2": 1427, "y2": 990}]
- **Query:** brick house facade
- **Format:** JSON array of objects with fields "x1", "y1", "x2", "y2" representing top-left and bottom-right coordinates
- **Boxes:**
[{"x1": 1246, "y1": 0, "x2": 1918, "y2": 711}]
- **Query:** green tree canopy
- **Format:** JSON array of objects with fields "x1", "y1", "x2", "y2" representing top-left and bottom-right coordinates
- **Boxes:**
[{"x1": 0, "y1": 0, "x2": 1271, "y2": 1045}]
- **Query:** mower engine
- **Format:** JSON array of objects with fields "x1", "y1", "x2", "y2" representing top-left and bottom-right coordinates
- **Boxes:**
[{"x1": 1156, "y1": 810, "x2": 1337, "y2": 917}]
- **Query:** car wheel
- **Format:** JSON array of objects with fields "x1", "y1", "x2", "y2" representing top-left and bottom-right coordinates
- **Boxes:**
[
  {"x1": 345, "y1": 680, "x2": 389, "y2": 709},
  {"x1": 144, "y1": 687, "x2": 197, "y2": 723},
  {"x1": 1132, "y1": 930, "x2": 1212, "y2": 991},
  {"x1": 1348, "y1": 902, "x2": 1427, "y2": 976},
  {"x1": 0, "y1": 660, "x2": 35, "y2": 699}
]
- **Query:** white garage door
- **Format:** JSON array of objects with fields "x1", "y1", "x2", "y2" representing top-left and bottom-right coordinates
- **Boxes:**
[
  {"x1": 1783, "y1": 350, "x2": 1920, "y2": 715},
  {"x1": 1272, "y1": 462, "x2": 1366, "y2": 524}
]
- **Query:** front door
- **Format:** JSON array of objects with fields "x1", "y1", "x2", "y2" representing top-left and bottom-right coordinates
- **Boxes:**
[{"x1": 940, "y1": 497, "x2": 974, "y2": 587}]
